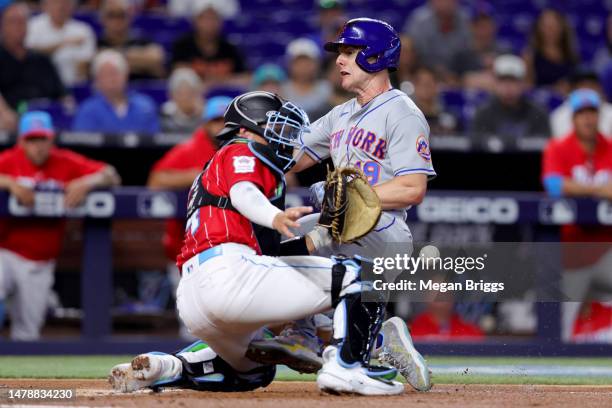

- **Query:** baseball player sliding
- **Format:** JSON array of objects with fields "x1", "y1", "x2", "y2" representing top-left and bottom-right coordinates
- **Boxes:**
[
  {"x1": 110, "y1": 17, "x2": 434, "y2": 395},
  {"x1": 250, "y1": 17, "x2": 435, "y2": 389}
]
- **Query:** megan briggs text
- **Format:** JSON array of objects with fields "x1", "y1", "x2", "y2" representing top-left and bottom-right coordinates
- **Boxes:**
[{"x1": 373, "y1": 279, "x2": 505, "y2": 293}]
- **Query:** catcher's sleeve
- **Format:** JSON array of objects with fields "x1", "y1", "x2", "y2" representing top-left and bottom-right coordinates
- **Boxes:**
[{"x1": 229, "y1": 181, "x2": 282, "y2": 229}]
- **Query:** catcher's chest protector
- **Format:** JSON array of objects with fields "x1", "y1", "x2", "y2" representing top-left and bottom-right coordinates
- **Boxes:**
[{"x1": 186, "y1": 140, "x2": 287, "y2": 257}]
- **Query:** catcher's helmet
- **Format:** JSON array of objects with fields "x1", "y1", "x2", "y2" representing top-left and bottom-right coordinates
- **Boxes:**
[
  {"x1": 216, "y1": 91, "x2": 310, "y2": 171},
  {"x1": 324, "y1": 17, "x2": 401, "y2": 73}
]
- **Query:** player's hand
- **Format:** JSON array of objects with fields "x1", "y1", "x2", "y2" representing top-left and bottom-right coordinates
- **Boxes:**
[
  {"x1": 272, "y1": 206, "x2": 313, "y2": 238},
  {"x1": 594, "y1": 183, "x2": 612, "y2": 201},
  {"x1": 9, "y1": 182, "x2": 34, "y2": 207},
  {"x1": 64, "y1": 179, "x2": 92, "y2": 209}
]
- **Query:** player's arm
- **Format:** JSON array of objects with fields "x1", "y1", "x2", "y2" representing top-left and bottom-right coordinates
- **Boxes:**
[
  {"x1": 290, "y1": 111, "x2": 335, "y2": 173},
  {"x1": 541, "y1": 142, "x2": 612, "y2": 200},
  {"x1": 64, "y1": 165, "x2": 121, "y2": 208},
  {"x1": 147, "y1": 169, "x2": 201, "y2": 190},
  {"x1": 229, "y1": 181, "x2": 312, "y2": 238},
  {"x1": 288, "y1": 153, "x2": 318, "y2": 173},
  {"x1": 0, "y1": 174, "x2": 34, "y2": 206},
  {"x1": 373, "y1": 174, "x2": 428, "y2": 209}
]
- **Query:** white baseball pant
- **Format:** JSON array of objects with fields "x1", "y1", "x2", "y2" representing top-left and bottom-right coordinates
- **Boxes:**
[
  {"x1": 176, "y1": 243, "x2": 359, "y2": 372},
  {"x1": 0, "y1": 248, "x2": 55, "y2": 340}
]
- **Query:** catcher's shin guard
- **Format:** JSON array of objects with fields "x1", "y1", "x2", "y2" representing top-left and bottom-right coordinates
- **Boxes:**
[
  {"x1": 175, "y1": 340, "x2": 275, "y2": 392},
  {"x1": 330, "y1": 256, "x2": 387, "y2": 366}
]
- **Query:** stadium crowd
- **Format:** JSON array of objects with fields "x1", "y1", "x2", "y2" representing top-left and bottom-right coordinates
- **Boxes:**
[{"x1": 0, "y1": 0, "x2": 612, "y2": 343}]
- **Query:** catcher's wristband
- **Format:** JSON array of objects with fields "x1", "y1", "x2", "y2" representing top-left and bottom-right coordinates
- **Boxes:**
[{"x1": 306, "y1": 225, "x2": 333, "y2": 252}]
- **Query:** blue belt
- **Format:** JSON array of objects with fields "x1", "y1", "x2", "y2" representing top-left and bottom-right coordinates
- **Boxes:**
[{"x1": 197, "y1": 246, "x2": 224, "y2": 265}]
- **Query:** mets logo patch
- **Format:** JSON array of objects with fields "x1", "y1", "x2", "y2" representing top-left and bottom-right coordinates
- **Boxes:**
[
  {"x1": 416, "y1": 135, "x2": 431, "y2": 162},
  {"x1": 233, "y1": 156, "x2": 256, "y2": 173}
]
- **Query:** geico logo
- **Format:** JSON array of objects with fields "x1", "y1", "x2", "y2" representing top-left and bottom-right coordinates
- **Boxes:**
[
  {"x1": 9, "y1": 191, "x2": 115, "y2": 217},
  {"x1": 417, "y1": 197, "x2": 519, "y2": 223},
  {"x1": 597, "y1": 201, "x2": 612, "y2": 225}
]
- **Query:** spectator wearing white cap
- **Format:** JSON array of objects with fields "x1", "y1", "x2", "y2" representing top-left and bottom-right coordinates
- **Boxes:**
[
  {"x1": 26, "y1": 0, "x2": 96, "y2": 86},
  {"x1": 281, "y1": 38, "x2": 331, "y2": 121},
  {"x1": 471, "y1": 54, "x2": 550, "y2": 139},
  {"x1": 161, "y1": 68, "x2": 205, "y2": 133},
  {"x1": 168, "y1": 0, "x2": 239, "y2": 19},
  {"x1": 171, "y1": 0, "x2": 246, "y2": 85}
]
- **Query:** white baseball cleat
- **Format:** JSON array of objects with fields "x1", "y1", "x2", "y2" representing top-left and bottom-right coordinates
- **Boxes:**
[
  {"x1": 374, "y1": 316, "x2": 432, "y2": 391},
  {"x1": 246, "y1": 327, "x2": 323, "y2": 373},
  {"x1": 108, "y1": 353, "x2": 182, "y2": 392},
  {"x1": 316, "y1": 346, "x2": 405, "y2": 396}
]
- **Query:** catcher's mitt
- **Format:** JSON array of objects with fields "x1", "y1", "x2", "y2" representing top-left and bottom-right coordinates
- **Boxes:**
[{"x1": 318, "y1": 167, "x2": 382, "y2": 244}]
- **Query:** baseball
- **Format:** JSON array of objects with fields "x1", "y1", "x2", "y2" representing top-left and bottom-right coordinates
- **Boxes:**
[{"x1": 419, "y1": 244, "x2": 440, "y2": 260}]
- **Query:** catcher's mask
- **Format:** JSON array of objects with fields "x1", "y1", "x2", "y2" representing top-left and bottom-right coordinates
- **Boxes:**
[
  {"x1": 216, "y1": 91, "x2": 309, "y2": 171},
  {"x1": 263, "y1": 101, "x2": 310, "y2": 172}
]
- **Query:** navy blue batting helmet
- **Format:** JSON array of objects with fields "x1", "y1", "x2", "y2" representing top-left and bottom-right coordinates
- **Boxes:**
[{"x1": 324, "y1": 17, "x2": 401, "y2": 73}]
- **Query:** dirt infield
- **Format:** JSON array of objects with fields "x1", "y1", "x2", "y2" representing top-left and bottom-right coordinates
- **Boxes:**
[{"x1": 1, "y1": 380, "x2": 611, "y2": 408}]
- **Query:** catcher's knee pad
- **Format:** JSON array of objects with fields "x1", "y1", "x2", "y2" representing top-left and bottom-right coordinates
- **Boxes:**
[{"x1": 330, "y1": 255, "x2": 368, "y2": 307}]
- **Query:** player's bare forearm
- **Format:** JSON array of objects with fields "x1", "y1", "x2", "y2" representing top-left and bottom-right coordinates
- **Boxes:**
[
  {"x1": 0, "y1": 174, "x2": 15, "y2": 190},
  {"x1": 373, "y1": 174, "x2": 427, "y2": 209},
  {"x1": 147, "y1": 169, "x2": 200, "y2": 190},
  {"x1": 561, "y1": 178, "x2": 612, "y2": 200},
  {"x1": 79, "y1": 165, "x2": 121, "y2": 189},
  {"x1": 289, "y1": 152, "x2": 317, "y2": 173}
]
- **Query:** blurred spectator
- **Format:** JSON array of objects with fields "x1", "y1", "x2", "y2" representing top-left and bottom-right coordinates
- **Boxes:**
[
  {"x1": 572, "y1": 301, "x2": 612, "y2": 343},
  {"x1": 410, "y1": 301, "x2": 484, "y2": 340},
  {"x1": 593, "y1": 15, "x2": 612, "y2": 74},
  {"x1": 171, "y1": 0, "x2": 247, "y2": 84},
  {"x1": 0, "y1": 2, "x2": 65, "y2": 129},
  {"x1": 396, "y1": 35, "x2": 419, "y2": 86},
  {"x1": 411, "y1": 66, "x2": 459, "y2": 135},
  {"x1": 551, "y1": 68, "x2": 612, "y2": 139},
  {"x1": 459, "y1": 6, "x2": 510, "y2": 91},
  {"x1": 149, "y1": 95, "x2": 229, "y2": 337},
  {"x1": 97, "y1": 0, "x2": 165, "y2": 80},
  {"x1": 472, "y1": 54, "x2": 550, "y2": 139},
  {"x1": 403, "y1": 0, "x2": 473, "y2": 83},
  {"x1": 160, "y1": 68, "x2": 204, "y2": 133},
  {"x1": 281, "y1": 38, "x2": 331, "y2": 121},
  {"x1": 0, "y1": 111, "x2": 120, "y2": 340},
  {"x1": 315, "y1": 0, "x2": 346, "y2": 50},
  {"x1": 523, "y1": 9, "x2": 579, "y2": 93},
  {"x1": 542, "y1": 89, "x2": 612, "y2": 341},
  {"x1": 251, "y1": 64, "x2": 286, "y2": 94},
  {"x1": 167, "y1": 0, "x2": 239, "y2": 19},
  {"x1": 25, "y1": 0, "x2": 96, "y2": 86},
  {"x1": 72, "y1": 50, "x2": 159, "y2": 133}
]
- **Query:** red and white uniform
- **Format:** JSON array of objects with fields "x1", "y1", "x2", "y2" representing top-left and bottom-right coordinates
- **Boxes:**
[
  {"x1": 177, "y1": 142, "x2": 280, "y2": 267},
  {"x1": 0, "y1": 146, "x2": 106, "y2": 261},
  {"x1": 151, "y1": 128, "x2": 216, "y2": 261},
  {"x1": 175, "y1": 141, "x2": 358, "y2": 372},
  {"x1": 0, "y1": 145, "x2": 106, "y2": 340},
  {"x1": 542, "y1": 131, "x2": 612, "y2": 341}
]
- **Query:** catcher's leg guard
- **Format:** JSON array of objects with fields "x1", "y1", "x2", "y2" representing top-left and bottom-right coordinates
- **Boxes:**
[
  {"x1": 317, "y1": 256, "x2": 404, "y2": 395},
  {"x1": 174, "y1": 340, "x2": 276, "y2": 392}
]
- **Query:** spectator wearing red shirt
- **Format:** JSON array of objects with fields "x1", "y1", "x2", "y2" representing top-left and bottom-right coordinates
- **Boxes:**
[
  {"x1": 542, "y1": 89, "x2": 612, "y2": 341},
  {"x1": 148, "y1": 96, "x2": 229, "y2": 336},
  {"x1": 410, "y1": 301, "x2": 484, "y2": 341},
  {"x1": 0, "y1": 111, "x2": 120, "y2": 340}
]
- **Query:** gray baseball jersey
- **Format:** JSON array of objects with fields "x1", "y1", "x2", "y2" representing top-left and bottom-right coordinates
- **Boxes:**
[
  {"x1": 302, "y1": 89, "x2": 436, "y2": 210},
  {"x1": 299, "y1": 89, "x2": 436, "y2": 259}
]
